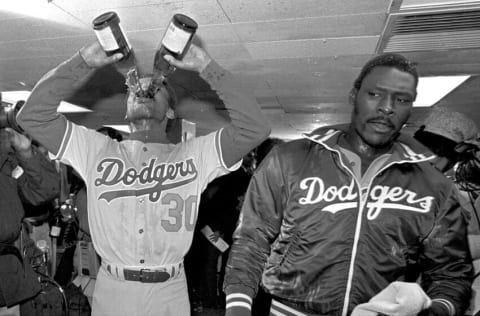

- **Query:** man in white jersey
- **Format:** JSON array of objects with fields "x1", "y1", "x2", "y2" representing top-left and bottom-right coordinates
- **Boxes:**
[{"x1": 17, "y1": 39, "x2": 270, "y2": 316}]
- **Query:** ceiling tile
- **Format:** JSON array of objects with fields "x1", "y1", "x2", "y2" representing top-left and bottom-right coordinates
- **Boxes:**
[
  {"x1": 206, "y1": 43, "x2": 252, "y2": 61},
  {"x1": 286, "y1": 112, "x2": 351, "y2": 131},
  {"x1": 55, "y1": 0, "x2": 228, "y2": 30},
  {"x1": 245, "y1": 36, "x2": 379, "y2": 60},
  {"x1": 233, "y1": 13, "x2": 386, "y2": 42},
  {"x1": 0, "y1": 35, "x2": 91, "y2": 60},
  {"x1": 0, "y1": 15, "x2": 87, "y2": 42},
  {"x1": 217, "y1": 0, "x2": 389, "y2": 22}
]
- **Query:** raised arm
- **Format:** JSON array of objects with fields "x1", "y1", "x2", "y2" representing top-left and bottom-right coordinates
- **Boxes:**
[
  {"x1": 6, "y1": 128, "x2": 60, "y2": 205},
  {"x1": 165, "y1": 45, "x2": 271, "y2": 168},
  {"x1": 17, "y1": 42, "x2": 121, "y2": 155}
]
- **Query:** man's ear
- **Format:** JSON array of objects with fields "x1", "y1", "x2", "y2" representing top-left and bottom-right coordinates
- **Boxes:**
[
  {"x1": 166, "y1": 108, "x2": 175, "y2": 120},
  {"x1": 349, "y1": 88, "x2": 358, "y2": 106}
]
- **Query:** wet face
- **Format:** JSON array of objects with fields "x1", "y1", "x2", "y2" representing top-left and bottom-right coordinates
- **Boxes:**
[
  {"x1": 350, "y1": 66, "x2": 417, "y2": 149},
  {"x1": 125, "y1": 77, "x2": 170, "y2": 122}
]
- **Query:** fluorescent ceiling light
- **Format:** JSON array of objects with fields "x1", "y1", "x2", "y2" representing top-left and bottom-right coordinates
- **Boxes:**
[
  {"x1": 58, "y1": 101, "x2": 92, "y2": 113},
  {"x1": 413, "y1": 75, "x2": 470, "y2": 107},
  {"x1": 1, "y1": 90, "x2": 30, "y2": 104},
  {"x1": 104, "y1": 125, "x2": 130, "y2": 134}
]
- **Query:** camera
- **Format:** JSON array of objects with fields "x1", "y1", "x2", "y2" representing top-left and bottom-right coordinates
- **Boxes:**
[
  {"x1": 454, "y1": 143, "x2": 480, "y2": 192},
  {"x1": 0, "y1": 96, "x2": 25, "y2": 132}
]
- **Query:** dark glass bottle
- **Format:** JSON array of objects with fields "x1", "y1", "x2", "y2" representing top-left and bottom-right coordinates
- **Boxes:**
[
  {"x1": 152, "y1": 14, "x2": 198, "y2": 81},
  {"x1": 93, "y1": 11, "x2": 132, "y2": 60}
]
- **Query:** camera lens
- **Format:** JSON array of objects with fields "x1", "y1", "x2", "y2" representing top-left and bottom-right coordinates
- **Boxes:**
[
  {"x1": 0, "y1": 101, "x2": 24, "y2": 132},
  {"x1": 0, "y1": 106, "x2": 7, "y2": 129}
]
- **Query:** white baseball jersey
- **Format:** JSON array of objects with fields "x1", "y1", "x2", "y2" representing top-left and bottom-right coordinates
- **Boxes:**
[{"x1": 55, "y1": 121, "x2": 239, "y2": 268}]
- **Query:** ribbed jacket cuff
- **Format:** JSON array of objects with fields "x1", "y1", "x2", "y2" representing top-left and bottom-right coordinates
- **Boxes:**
[
  {"x1": 226, "y1": 293, "x2": 252, "y2": 312},
  {"x1": 431, "y1": 299, "x2": 455, "y2": 316}
]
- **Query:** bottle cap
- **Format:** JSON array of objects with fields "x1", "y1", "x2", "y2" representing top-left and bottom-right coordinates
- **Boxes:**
[
  {"x1": 93, "y1": 11, "x2": 120, "y2": 30},
  {"x1": 174, "y1": 14, "x2": 198, "y2": 31}
]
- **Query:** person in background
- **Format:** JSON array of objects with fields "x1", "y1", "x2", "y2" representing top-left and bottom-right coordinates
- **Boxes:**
[
  {"x1": 186, "y1": 149, "x2": 256, "y2": 312},
  {"x1": 414, "y1": 107, "x2": 480, "y2": 315},
  {"x1": 224, "y1": 53, "x2": 472, "y2": 316},
  {"x1": 414, "y1": 107, "x2": 479, "y2": 175},
  {"x1": 17, "y1": 36, "x2": 270, "y2": 316},
  {"x1": 186, "y1": 137, "x2": 284, "y2": 313},
  {"x1": 0, "y1": 127, "x2": 60, "y2": 316}
]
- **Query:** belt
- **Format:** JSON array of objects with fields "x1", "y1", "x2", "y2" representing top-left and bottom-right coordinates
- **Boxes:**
[{"x1": 102, "y1": 261, "x2": 183, "y2": 283}]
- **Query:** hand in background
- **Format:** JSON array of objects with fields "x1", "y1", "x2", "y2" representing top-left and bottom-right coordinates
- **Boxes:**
[
  {"x1": 6, "y1": 128, "x2": 33, "y2": 158},
  {"x1": 208, "y1": 230, "x2": 222, "y2": 243}
]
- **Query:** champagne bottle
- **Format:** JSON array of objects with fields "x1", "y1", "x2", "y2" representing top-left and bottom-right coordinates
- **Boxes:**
[
  {"x1": 152, "y1": 14, "x2": 198, "y2": 83},
  {"x1": 93, "y1": 11, "x2": 132, "y2": 60},
  {"x1": 93, "y1": 12, "x2": 146, "y2": 97}
]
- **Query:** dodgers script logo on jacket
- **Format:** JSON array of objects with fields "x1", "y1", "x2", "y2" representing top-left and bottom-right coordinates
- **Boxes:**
[
  {"x1": 298, "y1": 177, "x2": 434, "y2": 220},
  {"x1": 94, "y1": 157, "x2": 198, "y2": 203}
]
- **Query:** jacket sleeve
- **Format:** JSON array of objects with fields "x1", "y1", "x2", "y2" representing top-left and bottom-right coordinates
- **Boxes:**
[
  {"x1": 200, "y1": 61, "x2": 270, "y2": 168},
  {"x1": 223, "y1": 148, "x2": 285, "y2": 312},
  {"x1": 419, "y1": 184, "x2": 473, "y2": 316},
  {"x1": 17, "y1": 53, "x2": 94, "y2": 156},
  {"x1": 16, "y1": 148, "x2": 60, "y2": 206}
]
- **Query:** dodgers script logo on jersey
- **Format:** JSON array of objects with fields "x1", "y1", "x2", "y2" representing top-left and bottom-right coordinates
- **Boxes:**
[
  {"x1": 94, "y1": 157, "x2": 198, "y2": 203},
  {"x1": 298, "y1": 177, "x2": 434, "y2": 220}
]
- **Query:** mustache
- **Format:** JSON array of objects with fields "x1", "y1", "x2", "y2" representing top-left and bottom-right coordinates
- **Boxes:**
[{"x1": 367, "y1": 116, "x2": 395, "y2": 127}]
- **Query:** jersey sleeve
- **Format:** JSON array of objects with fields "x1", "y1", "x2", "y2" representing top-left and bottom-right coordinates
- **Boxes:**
[
  {"x1": 54, "y1": 121, "x2": 111, "y2": 181},
  {"x1": 17, "y1": 53, "x2": 93, "y2": 156},
  {"x1": 187, "y1": 128, "x2": 242, "y2": 192}
]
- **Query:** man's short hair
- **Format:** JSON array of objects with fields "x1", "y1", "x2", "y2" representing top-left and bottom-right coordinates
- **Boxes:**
[{"x1": 353, "y1": 53, "x2": 419, "y2": 90}]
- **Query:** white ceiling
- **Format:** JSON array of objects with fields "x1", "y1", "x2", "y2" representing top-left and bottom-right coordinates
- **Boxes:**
[{"x1": 1, "y1": 0, "x2": 480, "y2": 139}]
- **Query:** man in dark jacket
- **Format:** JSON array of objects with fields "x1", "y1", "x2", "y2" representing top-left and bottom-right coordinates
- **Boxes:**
[
  {"x1": 224, "y1": 53, "x2": 473, "y2": 316},
  {"x1": 414, "y1": 107, "x2": 480, "y2": 315},
  {"x1": 0, "y1": 126, "x2": 60, "y2": 315}
]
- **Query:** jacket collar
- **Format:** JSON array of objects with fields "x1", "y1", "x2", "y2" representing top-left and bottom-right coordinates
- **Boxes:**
[{"x1": 303, "y1": 124, "x2": 436, "y2": 164}]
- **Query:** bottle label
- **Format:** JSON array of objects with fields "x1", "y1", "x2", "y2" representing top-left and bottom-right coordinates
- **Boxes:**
[
  {"x1": 94, "y1": 26, "x2": 120, "y2": 51},
  {"x1": 161, "y1": 22, "x2": 192, "y2": 54}
]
